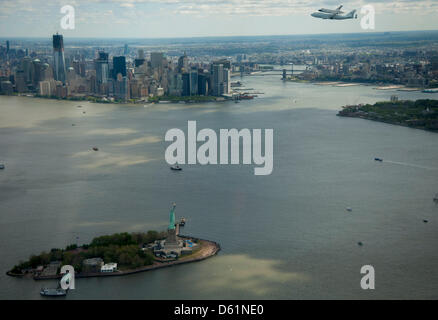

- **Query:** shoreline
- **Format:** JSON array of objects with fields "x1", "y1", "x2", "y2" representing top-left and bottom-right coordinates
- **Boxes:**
[
  {"x1": 11, "y1": 93, "x2": 235, "y2": 105},
  {"x1": 283, "y1": 79, "x2": 435, "y2": 92},
  {"x1": 337, "y1": 100, "x2": 438, "y2": 133},
  {"x1": 337, "y1": 113, "x2": 438, "y2": 133},
  {"x1": 8, "y1": 236, "x2": 221, "y2": 281}
]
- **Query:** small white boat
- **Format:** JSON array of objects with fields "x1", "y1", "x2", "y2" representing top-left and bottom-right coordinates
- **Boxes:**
[{"x1": 170, "y1": 165, "x2": 182, "y2": 171}]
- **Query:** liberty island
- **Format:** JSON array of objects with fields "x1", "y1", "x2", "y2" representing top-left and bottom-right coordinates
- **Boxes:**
[{"x1": 7, "y1": 204, "x2": 220, "y2": 282}]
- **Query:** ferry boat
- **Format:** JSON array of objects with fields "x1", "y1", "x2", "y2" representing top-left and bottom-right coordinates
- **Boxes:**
[
  {"x1": 40, "y1": 288, "x2": 67, "y2": 297},
  {"x1": 40, "y1": 273, "x2": 70, "y2": 297},
  {"x1": 422, "y1": 89, "x2": 438, "y2": 93}
]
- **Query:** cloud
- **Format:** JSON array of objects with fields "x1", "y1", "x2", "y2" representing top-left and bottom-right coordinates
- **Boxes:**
[
  {"x1": 71, "y1": 150, "x2": 155, "y2": 169},
  {"x1": 167, "y1": 0, "x2": 438, "y2": 16},
  {"x1": 120, "y1": 3, "x2": 135, "y2": 8},
  {"x1": 86, "y1": 128, "x2": 138, "y2": 135},
  {"x1": 112, "y1": 135, "x2": 162, "y2": 146},
  {"x1": 3, "y1": 0, "x2": 438, "y2": 20},
  {"x1": 1, "y1": 0, "x2": 438, "y2": 37},
  {"x1": 196, "y1": 254, "x2": 309, "y2": 296}
]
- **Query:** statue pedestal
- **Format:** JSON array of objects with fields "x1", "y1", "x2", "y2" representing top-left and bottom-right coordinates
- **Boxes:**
[{"x1": 165, "y1": 228, "x2": 178, "y2": 246}]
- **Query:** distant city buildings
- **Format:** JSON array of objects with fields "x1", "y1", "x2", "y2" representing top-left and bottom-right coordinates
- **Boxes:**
[
  {"x1": 0, "y1": 34, "x2": 240, "y2": 100},
  {"x1": 2, "y1": 33, "x2": 438, "y2": 99}
]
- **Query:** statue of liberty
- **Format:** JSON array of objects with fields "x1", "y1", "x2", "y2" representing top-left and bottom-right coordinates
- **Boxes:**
[
  {"x1": 165, "y1": 203, "x2": 178, "y2": 245},
  {"x1": 168, "y1": 203, "x2": 176, "y2": 230}
]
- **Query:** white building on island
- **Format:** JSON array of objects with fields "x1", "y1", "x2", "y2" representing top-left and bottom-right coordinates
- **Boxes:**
[{"x1": 101, "y1": 263, "x2": 118, "y2": 273}]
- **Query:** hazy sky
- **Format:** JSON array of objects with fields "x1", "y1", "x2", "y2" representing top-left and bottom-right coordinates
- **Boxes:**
[{"x1": 1, "y1": 0, "x2": 438, "y2": 38}]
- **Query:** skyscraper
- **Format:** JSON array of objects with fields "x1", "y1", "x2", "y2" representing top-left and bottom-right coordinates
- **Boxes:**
[
  {"x1": 182, "y1": 73, "x2": 190, "y2": 96},
  {"x1": 32, "y1": 58, "x2": 43, "y2": 87},
  {"x1": 211, "y1": 63, "x2": 223, "y2": 96},
  {"x1": 95, "y1": 52, "x2": 109, "y2": 85},
  {"x1": 52, "y1": 33, "x2": 66, "y2": 84},
  {"x1": 21, "y1": 57, "x2": 32, "y2": 83},
  {"x1": 168, "y1": 72, "x2": 183, "y2": 96},
  {"x1": 223, "y1": 68, "x2": 230, "y2": 94},
  {"x1": 114, "y1": 73, "x2": 129, "y2": 101},
  {"x1": 189, "y1": 68, "x2": 198, "y2": 95},
  {"x1": 210, "y1": 63, "x2": 231, "y2": 96},
  {"x1": 178, "y1": 52, "x2": 188, "y2": 72},
  {"x1": 134, "y1": 49, "x2": 145, "y2": 67},
  {"x1": 112, "y1": 56, "x2": 126, "y2": 79},
  {"x1": 95, "y1": 51, "x2": 109, "y2": 94},
  {"x1": 198, "y1": 72, "x2": 209, "y2": 96},
  {"x1": 151, "y1": 52, "x2": 164, "y2": 69}
]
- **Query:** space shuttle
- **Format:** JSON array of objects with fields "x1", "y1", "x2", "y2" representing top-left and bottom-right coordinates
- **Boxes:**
[
  {"x1": 318, "y1": 5, "x2": 344, "y2": 14},
  {"x1": 311, "y1": 5, "x2": 357, "y2": 20}
]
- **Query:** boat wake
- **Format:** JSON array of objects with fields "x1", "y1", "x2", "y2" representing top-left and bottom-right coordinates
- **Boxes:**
[{"x1": 382, "y1": 160, "x2": 438, "y2": 171}]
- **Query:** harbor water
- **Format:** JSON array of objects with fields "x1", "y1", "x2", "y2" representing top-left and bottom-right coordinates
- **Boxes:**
[{"x1": 0, "y1": 74, "x2": 437, "y2": 299}]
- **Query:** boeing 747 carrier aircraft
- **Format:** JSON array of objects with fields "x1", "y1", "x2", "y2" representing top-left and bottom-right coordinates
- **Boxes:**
[{"x1": 311, "y1": 5, "x2": 357, "y2": 20}]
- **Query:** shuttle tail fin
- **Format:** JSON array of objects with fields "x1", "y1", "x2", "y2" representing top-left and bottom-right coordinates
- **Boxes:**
[{"x1": 347, "y1": 9, "x2": 357, "y2": 18}]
